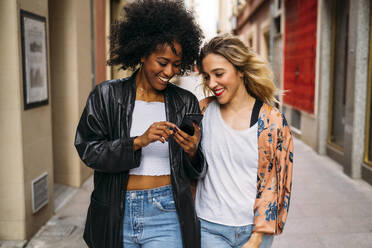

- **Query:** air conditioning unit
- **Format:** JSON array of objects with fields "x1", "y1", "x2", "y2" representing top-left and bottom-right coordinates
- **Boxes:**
[{"x1": 31, "y1": 172, "x2": 49, "y2": 213}]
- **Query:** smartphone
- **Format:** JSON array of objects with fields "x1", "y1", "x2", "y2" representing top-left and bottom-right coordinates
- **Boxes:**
[{"x1": 179, "y1": 113, "x2": 203, "y2": 136}]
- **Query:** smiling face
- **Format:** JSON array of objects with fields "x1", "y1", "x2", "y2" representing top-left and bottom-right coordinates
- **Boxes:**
[
  {"x1": 139, "y1": 41, "x2": 182, "y2": 92},
  {"x1": 201, "y1": 53, "x2": 245, "y2": 105}
]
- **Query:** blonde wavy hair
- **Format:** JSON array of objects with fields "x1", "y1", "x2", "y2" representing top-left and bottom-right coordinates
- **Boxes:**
[{"x1": 197, "y1": 34, "x2": 279, "y2": 105}]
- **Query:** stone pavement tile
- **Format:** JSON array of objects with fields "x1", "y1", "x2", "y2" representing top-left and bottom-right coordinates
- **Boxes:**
[
  {"x1": 81, "y1": 176, "x2": 93, "y2": 192},
  {"x1": 317, "y1": 232, "x2": 372, "y2": 248},
  {"x1": 333, "y1": 202, "x2": 372, "y2": 218},
  {"x1": 55, "y1": 185, "x2": 91, "y2": 219},
  {"x1": 298, "y1": 203, "x2": 341, "y2": 218},
  {"x1": 341, "y1": 216, "x2": 372, "y2": 233},
  {"x1": 0, "y1": 241, "x2": 27, "y2": 248},
  {"x1": 57, "y1": 201, "x2": 89, "y2": 218},
  {"x1": 286, "y1": 202, "x2": 305, "y2": 219},
  {"x1": 354, "y1": 180, "x2": 372, "y2": 195},
  {"x1": 23, "y1": 176, "x2": 93, "y2": 248},
  {"x1": 291, "y1": 188, "x2": 346, "y2": 205},
  {"x1": 277, "y1": 138, "x2": 372, "y2": 247},
  {"x1": 295, "y1": 177, "x2": 352, "y2": 192},
  {"x1": 294, "y1": 164, "x2": 348, "y2": 185},
  {"x1": 25, "y1": 224, "x2": 87, "y2": 248},
  {"x1": 49, "y1": 214, "x2": 86, "y2": 228},
  {"x1": 70, "y1": 189, "x2": 91, "y2": 204},
  {"x1": 284, "y1": 217, "x2": 346, "y2": 234},
  {"x1": 356, "y1": 232, "x2": 372, "y2": 248},
  {"x1": 299, "y1": 202, "x2": 372, "y2": 218},
  {"x1": 272, "y1": 233, "x2": 323, "y2": 248},
  {"x1": 336, "y1": 189, "x2": 372, "y2": 202},
  {"x1": 54, "y1": 184, "x2": 78, "y2": 213}
]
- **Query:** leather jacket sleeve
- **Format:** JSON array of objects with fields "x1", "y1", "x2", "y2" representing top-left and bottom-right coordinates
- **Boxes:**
[
  {"x1": 74, "y1": 85, "x2": 141, "y2": 173},
  {"x1": 182, "y1": 95, "x2": 207, "y2": 180}
]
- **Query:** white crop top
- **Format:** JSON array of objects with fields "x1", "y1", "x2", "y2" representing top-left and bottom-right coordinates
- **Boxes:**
[{"x1": 129, "y1": 100, "x2": 170, "y2": 176}]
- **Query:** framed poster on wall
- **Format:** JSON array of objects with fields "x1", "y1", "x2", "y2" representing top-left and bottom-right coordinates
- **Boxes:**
[{"x1": 20, "y1": 10, "x2": 49, "y2": 110}]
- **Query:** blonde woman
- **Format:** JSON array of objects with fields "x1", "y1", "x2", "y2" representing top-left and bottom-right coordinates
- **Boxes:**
[{"x1": 195, "y1": 35, "x2": 293, "y2": 248}]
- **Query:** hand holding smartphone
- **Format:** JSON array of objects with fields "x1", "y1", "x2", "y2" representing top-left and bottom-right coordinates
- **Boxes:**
[{"x1": 179, "y1": 113, "x2": 203, "y2": 136}]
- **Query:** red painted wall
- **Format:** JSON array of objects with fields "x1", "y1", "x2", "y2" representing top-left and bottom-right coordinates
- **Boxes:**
[{"x1": 283, "y1": 0, "x2": 317, "y2": 113}]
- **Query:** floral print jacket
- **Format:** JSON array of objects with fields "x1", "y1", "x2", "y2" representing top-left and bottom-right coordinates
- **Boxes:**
[{"x1": 200, "y1": 98, "x2": 293, "y2": 235}]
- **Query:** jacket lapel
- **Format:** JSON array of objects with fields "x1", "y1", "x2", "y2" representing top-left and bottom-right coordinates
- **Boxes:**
[
  {"x1": 164, "y1": 85, "x2": 186, "y2": 126},
  {"x1": 118, "y1": 73, "x2": 137, "y2": 138}
]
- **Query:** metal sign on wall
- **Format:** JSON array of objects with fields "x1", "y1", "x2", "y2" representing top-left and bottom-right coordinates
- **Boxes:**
[{"x1": 283, "y1": 0, "x2": 317, "y2": 114}]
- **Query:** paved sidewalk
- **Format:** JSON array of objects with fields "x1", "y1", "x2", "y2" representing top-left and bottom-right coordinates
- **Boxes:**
[
  {"x1": 25, "y1": 178, "x2": 92, "y2": 248},
  {"x1": 272, "y1": 139, "x2": 372, "y2": 248},
  {"x1": 6, "y1": 138, "x2": 372, "y2": 248}
]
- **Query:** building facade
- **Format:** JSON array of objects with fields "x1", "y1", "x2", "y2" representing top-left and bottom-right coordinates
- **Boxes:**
[
  {"x1": 234, "y1": 0, "x2": 372, "y2": 185},
  {"x1": 234, "y1": 0, "x2": 272, "y2": 61},
  {"x1": 0, "y1": 0, "x2": 127, "y2": 241}
]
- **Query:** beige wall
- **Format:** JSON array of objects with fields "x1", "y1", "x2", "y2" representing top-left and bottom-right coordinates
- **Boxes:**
[
  {"x1": 218, "y1": 0, "x2": 234, "y2": 33},
  {"x1": 0, "y1": 0, "x2": 54, "y2": 240},
  {"x1": 282, "y1": 106, "x2": 318, "y2": 149},
  {"x1": 0, "y1": 0, "x2": 27, "y2": 240},
  {"x1": 1, "y1": 0, "x2": 97, "y2": 241},
  {"x1": 49, "y1": 0, "x2": 93, "y2": 188},
  {"x1": 300, "y1": 112, "x2": 318, "y2": 149},
  {"x1": 236, "y1": 1, "x2": 270, "y2": 55},
  {"x1": 259, "y1": 19, "x2": 270, "y2": 61},
  {"x1": 239, "y1": 23, "x2": 258, "y2": 52},
  {"x1": 20, "y1": 0, "x2": 55, "y2": 239},
  {"x1": 76, "y1": 0, "x2": 95, "y2": 183}
]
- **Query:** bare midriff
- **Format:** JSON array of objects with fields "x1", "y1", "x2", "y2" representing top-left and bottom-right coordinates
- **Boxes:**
[{"x1": 126, "y1": 175, "x2": 171, "y2": 190}]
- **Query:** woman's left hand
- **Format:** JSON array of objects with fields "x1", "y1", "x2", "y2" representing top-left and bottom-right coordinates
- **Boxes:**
[
  {"x1": 242, "y1": 232, "x2": 263, "y2": 248},
  {"x1": 173, "y1": 122, "x2": 201, "y2": 159}
]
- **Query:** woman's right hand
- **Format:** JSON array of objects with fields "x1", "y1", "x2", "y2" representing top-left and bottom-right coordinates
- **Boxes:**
[
  {"x1": 242, "y1": 232, "x2": 263, "y2": 248},
  {"x1": 134, "y1": 121, "x2": 176, "y2": 150}
]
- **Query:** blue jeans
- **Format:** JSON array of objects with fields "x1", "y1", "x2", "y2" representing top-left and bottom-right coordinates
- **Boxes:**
[
  {"x1": 123, "y1": 185, "x2": 182, "y2": 248},
  {"x1": 200, "y1": 218, "x2": 274, "y2": 248}
]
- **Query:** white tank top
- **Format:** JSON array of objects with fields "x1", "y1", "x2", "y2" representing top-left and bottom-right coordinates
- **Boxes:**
[
  {"x1": 195, "y1": 100, "x2": 259, "y2": 226},
  {"x1": 129, "y1": 100, "x2": 170, "y2": 176}
]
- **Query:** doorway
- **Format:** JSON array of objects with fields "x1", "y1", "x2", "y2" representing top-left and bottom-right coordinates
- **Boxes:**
[{"x1": 328, "y1": 0, "x2": 349, "y2": 151}]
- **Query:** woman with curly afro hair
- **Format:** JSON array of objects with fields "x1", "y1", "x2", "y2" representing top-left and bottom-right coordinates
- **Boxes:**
[{"x1": 74, "y1": 1, "x2": 206, "y2": 247}]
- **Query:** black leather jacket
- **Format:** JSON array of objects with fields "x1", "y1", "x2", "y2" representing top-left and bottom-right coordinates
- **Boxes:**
[{"x1": 74, "y1": 73, "x2": 206, "y2": 248}]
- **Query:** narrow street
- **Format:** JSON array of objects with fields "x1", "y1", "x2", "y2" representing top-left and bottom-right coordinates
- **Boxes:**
[
  {"x1": 273, "y1": 139, "x2": 372, "y2": 247},
  {"x1": 18, "y1": 138, "x2": 372, "y2": 248}
]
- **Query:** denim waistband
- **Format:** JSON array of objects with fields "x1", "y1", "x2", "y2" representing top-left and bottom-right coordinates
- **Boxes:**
[{"x1": 126, "y1": 184, "x2": 172, "y2": 200}]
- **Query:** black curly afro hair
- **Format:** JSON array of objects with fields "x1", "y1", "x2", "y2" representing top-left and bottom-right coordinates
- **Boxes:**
[{"x1": 107, "y1": 0, "x2": 204, "y2": 75}]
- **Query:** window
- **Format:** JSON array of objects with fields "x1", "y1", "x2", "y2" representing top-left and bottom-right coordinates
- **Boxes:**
[
  {"x1": 277, "y1": 0, "x2": 282, "y2": 9},
  {"x1": 274, "y1": 16, "x2": 281, "y2": 34},
  {"x1": 248, "y1": 37, "x2": 253, "y2": 48},
  {"x1": 263, "y1": 30, "x2": 270, "y2": 61}
]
